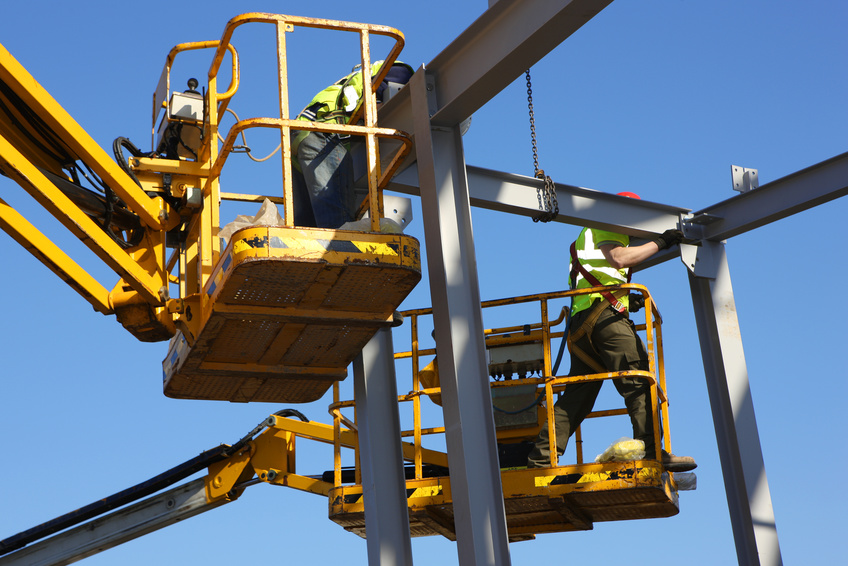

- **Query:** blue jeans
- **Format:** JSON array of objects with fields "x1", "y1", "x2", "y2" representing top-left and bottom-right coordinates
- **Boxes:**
[{"x1": 292, "y1": 132, "x2": 356, "y2": 229}]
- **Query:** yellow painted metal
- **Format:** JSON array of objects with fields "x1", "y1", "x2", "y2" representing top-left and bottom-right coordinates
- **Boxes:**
[
  {"x1": 328, "y1": 477, "x2": 455, "y2": 540},
  {"x1": 205, "y1": 444, "x2": 254, "y2": 502},
  {"x1": 411, "y1": 316, "x2": 424, "y2": 478},
  {"x1": 0, "y1": 131, "x2": 169, "y2": 308},
  {"x1": 152, "y1": 40, "x2": 238, "y2": 151},
  {"x1": 323, "y1": 285, "x2": 681, "y2": 539},
  {"x1": 270, "y1": 473, "x2": 334, "y2": 496},
  {"x1": 152, "y1": 14, "x2": 417, "y2": 402},
  {"x1": 1, "y1": 40, "x2": 180, "y2": 339},
  {"x1": 1, "y1": 14, "x2": 419, "y2": 404},
  {"x1": 202, "y1": 13, "x2": 409, "y2": 232},
  {"x1": 163, "y1": 225, "x2": 421, "y2": 402},
  {"x1": 329, "y1": 460, "x2": 677, "y2": 541},
  {"x1": 250, "y1": 427, "x2": 297, "y2": 480},
  {"x1": 0, "y1": 43, "x2": 175, "y2": 231},
  {"x1": 332, "y1": 383, "x2": 345, "y2": 487},
  {"x1": 109, "y1": 281, "x2": 175, "y2": 342},
  {"x1": 210, "y1": 285, "x2": 677, "y2": 539},
  {"x1": 0, "y1": 196, "x2": 112, "y2": 314}
]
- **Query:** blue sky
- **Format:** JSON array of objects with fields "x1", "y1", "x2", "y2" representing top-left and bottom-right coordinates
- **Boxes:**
[{"x1": 1, "y1": 1, "x2": 846, "y2": 565}]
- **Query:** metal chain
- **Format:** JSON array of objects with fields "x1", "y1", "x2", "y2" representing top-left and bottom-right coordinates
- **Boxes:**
[
  {"x1": 525, "y1": 70, "x2": 559, "y2": 223},
  {"x1": 526, "y1": 70, "x2": 541, "y2": 177}
]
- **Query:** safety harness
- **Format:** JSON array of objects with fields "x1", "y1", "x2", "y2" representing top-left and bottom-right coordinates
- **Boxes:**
[
  {"x1": 568, "y1": 240, "x2": 631, "y2": 314},
  {"x1": 566, "y1": 239, "x2": 632, "y2": 373}
]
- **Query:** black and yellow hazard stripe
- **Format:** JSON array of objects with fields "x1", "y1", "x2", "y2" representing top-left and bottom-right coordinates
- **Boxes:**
[{"x1": 229, "y1": 226, "x2": 421, "y2": 269}]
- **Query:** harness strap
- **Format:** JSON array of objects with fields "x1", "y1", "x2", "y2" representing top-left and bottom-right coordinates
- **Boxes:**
[
  {"x1": 569, "y1": 240, "x2": 631, "y2": 314},
  {"x1": 566, "y1": 300, "x2": 609, "y2": 373}
]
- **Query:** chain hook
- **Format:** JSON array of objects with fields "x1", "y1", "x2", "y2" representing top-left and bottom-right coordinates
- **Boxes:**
[{"x1": 526, "y1": 70, "x2": 558, "y2": 223}]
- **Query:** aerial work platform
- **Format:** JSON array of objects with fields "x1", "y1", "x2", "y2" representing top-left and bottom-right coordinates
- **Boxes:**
[
  {"x1": 0, "y1": 286, "x2": 689, "y2": 563},
  {"x1": 163, "y1": 225, "x2": 421, "y2": 403},
  {"x1": 322, "y1": 286, "x2": 690, "y2": 540},
  {"x1": 329, "y1": 460, "x2": 679, "y2": 541},
  {"x1": 0, "y1": 12, "x2": 418, "y2": 404}
]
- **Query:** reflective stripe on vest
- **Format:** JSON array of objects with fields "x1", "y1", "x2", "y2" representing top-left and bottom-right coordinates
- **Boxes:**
[{"x1": 569, "y1": 228, "x2": 631, "y2": 315}]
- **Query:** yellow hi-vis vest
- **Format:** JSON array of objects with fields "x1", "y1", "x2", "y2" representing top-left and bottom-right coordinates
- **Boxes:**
[
  {"x1": 569, "y1": 227, "x2": 630, "y2": 316},
  {"x1": 292, "y1": 61, "x2": 412, "y2": 153}
]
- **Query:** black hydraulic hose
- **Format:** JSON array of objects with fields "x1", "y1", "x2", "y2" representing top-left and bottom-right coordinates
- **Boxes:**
[
  {"x1": 222, "y1": 408, "x2": 308, "y2": 458},
  {"x1": 0, "y1": 409, "x2": 309, "y2": 556},
  {"x1": 38, "y1": 168, "x2": 141, "y2": 233},
  {"x1": 552, "y1": 306, "x2": 570, "y2": 376},
  {"x1": 0, "y1": 445, "x2": 228, "y2": 556},
  {"x1": 493, "y1": 392, "x2": 545, "y2": 415},
  {"x1": 37, "y1": 167, "x2": 144, "y2": 249},
  {"x1": 112, "y1": 136, "x2": 150, "y2": 188},
  {"x1": 0, "y1": 80, "x2": 74, "y2": 167}
]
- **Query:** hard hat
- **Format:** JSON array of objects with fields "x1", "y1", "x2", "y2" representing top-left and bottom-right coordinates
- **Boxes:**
[{"x1": 617, "y1": 191, "x2": 641, "y2": 199}]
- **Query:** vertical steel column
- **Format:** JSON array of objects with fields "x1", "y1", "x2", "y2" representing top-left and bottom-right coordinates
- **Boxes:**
[
  {"x1": 409, "y1": 67, "x2": 511, "y2": 566},
  {"x1": 684, "y1": 240, "x2": 783, "y2": 566},
  {"x1": 352, "y1": 327, "x2": 414, "y2": 566}
]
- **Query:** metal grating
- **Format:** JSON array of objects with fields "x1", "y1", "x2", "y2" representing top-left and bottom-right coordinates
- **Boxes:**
[
  {"x1": 205, "y1": 318, "x2": 283, "y2": 363},
  {"x1": 327, "y1": 463, "x2": 679, "y2": 540},
  {"x1": 163, "y1": 227, "x2": 421, "y2": 403}
]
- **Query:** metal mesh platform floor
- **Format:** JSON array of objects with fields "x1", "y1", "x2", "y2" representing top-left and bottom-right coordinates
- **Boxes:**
[
  {"x1": 328, "y1": 460, "x2": 680, "y2": 540},
  {"x1": 163, "y1": 226, "x2": 421, "y2": 403}
]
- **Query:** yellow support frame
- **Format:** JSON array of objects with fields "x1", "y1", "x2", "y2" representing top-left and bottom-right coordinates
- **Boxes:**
[
  {"x1": 198, "y1": 286, "x2": 683, "y2": 540},
  {"x1": 0, "y1": 43, "x2": 176, "y2": 323},
  {"x1": 1, "y1": 14, "x2": 415, "y2": 353},
  {"x1": 328, "y1": 285, "x2": 682, "y2": 538}
]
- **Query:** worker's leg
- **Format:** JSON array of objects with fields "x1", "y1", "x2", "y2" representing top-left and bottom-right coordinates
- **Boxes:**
[
  {"x1": 526, "y1": 380, "x2": 603, "y2": 468},
  {"x1": 591, "y1": 309, "x2": 656, "y2": 457},
  {"x1": 290, "y1": 162, "x2": 317, "y2": 228},
  {"x1": 527, "y1": 309, "x2": 604, "y2": 468},
  {"x1": 296, "y1": 132, "x2": 356, "y2": 228}
]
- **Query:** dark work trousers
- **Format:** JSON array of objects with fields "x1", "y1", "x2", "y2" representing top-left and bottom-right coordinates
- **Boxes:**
[
  {"x1": 527, "y1": 303, "x2": 656, "y2": 468},
  {"x1": 291, "y1": 131, "x2": 356, "y2": 229}
]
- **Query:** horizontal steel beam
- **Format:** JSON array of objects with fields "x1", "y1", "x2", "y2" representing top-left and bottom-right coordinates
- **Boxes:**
[
  {"x1": 427, "y1": 0, "x2": 614, "y2": 126},
  {"x1": 686, "y1": 151, "x2": 848, "y2": 242},
  {"x1": 390, "y1": 163, "x2": 690, "y2": 238},
  {"x1": 378, "y1": 0, "x2": 614, "y2": 132}
]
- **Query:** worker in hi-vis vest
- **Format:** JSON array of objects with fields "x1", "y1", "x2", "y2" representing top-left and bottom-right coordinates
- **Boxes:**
[
  {"x1": 526, "y1": 191, "x2": 697, "y2": 473},
  {"x1": 290, "y1": 61, "x2": 413, "y2": 229}
]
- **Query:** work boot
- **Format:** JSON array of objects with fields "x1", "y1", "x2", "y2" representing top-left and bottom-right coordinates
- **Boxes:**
[{"x1": 661, "y1": 450, "x2": 697, "y2": 472}]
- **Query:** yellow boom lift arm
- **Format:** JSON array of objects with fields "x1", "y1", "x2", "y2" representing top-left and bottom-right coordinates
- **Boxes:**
[
  {"x1": 0, "y1": 284, "x2": 692, "y2": 564},
  {"x1": 0, "y1": 14, "x2": 694, "y2": 563},
  {"x1": 0, "y1": 13, "x2": 421, "y2": 403}
]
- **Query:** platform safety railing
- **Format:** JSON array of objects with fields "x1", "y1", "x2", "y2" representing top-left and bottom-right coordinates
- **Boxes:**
[
  {"x1": 323, "y1": 285, "x2": 676, "y2": 486},
  {"x1": 146, "y1": 13, "x2": 413, "y2": 302}
]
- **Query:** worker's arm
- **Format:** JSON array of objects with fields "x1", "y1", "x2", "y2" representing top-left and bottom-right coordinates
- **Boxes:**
[
  {"x1": 600, "y1": 241, "x2": 660, "y2": 269},
  {"x1": 600, "y1": 229, "x2": 684, "y2": 269}
]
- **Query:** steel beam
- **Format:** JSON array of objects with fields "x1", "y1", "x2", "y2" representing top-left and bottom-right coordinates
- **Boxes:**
[
  {"x1": 427, "y1": 0, "x2": 613, "y2": 126},
  {"x1": 391, "y1": 163, "x2": 690, "y2": 237},
  {"x1": 685, "y1": 151, "x2": 848, "y2": 242},
  {"x1": 379, "y1": 0, "x2": 614, "y2": 132},
  {"x1": 685, "y1": 241, "x2": 783, "y2": 566},
  {"x1": 0, "y1": 479, "x2": 227, "y2": 566},
  {"x1": 410, "y1": 67, "x2": 511, "y2": 565},
  {"x1": 353, "y1": 327, "x2": 414, "y2": 566}
]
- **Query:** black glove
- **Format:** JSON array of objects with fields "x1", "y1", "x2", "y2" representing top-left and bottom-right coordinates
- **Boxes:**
[
  {"x1": 629, "y1": 293, "x2": 645, "y2": 313},
  {"x1": 654, "y1": 229, "x2": 684, "y2": 250}
]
